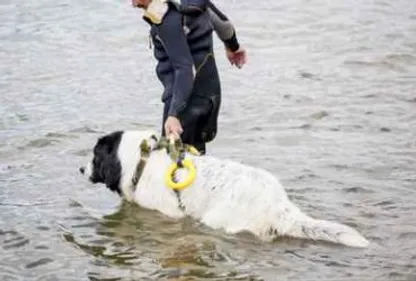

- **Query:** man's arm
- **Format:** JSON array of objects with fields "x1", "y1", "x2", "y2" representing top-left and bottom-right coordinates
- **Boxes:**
[
  {"x1": 158, "y1": 10, "x2": 195, "y2": 117},
  {"x1": 207, "y1": 1, "x2": 240, "y2": 52}
]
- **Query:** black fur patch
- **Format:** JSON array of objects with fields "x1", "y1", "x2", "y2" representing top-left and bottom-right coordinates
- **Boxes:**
[{"x1": 90, "y1": 131, "x2": 123, "y2": 195}]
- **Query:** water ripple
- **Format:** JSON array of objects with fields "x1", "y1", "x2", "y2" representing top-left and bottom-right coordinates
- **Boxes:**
[{"x1": 1, "y1": 0, "x2": 415, "y2": 280}]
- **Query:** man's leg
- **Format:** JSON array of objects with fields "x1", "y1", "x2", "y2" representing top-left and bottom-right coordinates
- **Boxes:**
[
  {"x1": 162, "y1": 96, "x2": 211, "y2": 155},
  {"x1": 180, "y1": 95, "x2": 212, "y2": 155}
]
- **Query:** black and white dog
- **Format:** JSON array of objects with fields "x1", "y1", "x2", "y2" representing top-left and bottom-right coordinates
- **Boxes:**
[{"x1": 80, "y1": 130, "x2": 369, "y2": 248}]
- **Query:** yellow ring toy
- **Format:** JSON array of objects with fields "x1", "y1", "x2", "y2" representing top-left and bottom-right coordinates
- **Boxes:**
[{"x1": 165, "y1": 159, "x2": 196, "y2": 190}]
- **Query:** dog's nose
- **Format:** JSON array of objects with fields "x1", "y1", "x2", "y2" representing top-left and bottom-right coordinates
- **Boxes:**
[{"x1": 79, "y1": 167, "x2": 85, "y2": 174}]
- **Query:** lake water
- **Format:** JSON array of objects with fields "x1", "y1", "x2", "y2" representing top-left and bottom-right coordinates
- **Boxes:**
[{"x1": 1, "y1": 0, "x2": 415, "y2": 280}]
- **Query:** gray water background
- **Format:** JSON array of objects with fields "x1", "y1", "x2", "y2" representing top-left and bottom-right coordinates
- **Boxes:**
[{"x1": 1, "y1": 0, "x2": 415, "y2": 280}]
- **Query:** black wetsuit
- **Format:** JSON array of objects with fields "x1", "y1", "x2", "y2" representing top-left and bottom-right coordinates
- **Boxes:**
[{"x1": 143, "y1": 0, "x2": 241, "y2": 154}]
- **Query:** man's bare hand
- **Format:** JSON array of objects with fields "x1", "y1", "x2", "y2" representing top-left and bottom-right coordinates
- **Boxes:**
[
  {"x1": 164, "y1": 116, "x2": 183, "y2": 140},
  {"x1": 226, "y1": 47, "x2": 247, "y2": 69}
]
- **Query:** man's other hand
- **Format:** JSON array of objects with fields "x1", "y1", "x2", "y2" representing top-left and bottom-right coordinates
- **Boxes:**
[{"x1": 226, "y1": 47, "x2": 247, "y2": 69}]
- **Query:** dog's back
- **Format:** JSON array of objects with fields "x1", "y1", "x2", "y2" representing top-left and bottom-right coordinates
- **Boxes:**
[{"x1": 178, "y1": 155, "x2": 369, "y2": 248}]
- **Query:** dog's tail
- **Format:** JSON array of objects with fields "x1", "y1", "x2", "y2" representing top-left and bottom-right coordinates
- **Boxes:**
[{"x1": 283, "y1": 207, "x2": 369, "y2": 248}]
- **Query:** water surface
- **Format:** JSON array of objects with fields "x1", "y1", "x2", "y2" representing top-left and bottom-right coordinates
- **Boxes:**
[{"x1": 1, "y1": 0, "x2": 415, "y2": 280}]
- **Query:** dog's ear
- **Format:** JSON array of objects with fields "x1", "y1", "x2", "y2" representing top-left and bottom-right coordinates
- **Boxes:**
[
  {"x1": 92, "y1": 131, "x2": 123, "y2": 194},
  {"x1": 102, "y1": 155, "x2": 122, "y2": 195}
]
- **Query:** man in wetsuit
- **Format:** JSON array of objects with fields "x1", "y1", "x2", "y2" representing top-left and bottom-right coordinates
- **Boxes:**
[{"x1": 132, "y1": 0, "x2": 247, "y2": 154}]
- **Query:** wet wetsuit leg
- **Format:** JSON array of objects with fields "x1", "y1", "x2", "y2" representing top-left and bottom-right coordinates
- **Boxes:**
[{"x1": 162, "y1": 95, "x2": 212, "y2": 155}]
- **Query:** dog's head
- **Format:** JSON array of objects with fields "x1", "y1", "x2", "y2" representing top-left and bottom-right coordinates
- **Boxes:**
[{"x1": 80, "y1": 130, "x2": 159, "y2": 198}]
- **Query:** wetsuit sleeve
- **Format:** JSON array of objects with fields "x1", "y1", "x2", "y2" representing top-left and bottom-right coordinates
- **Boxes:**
[
  {"x1": 207, "y1": 1, "x2": 240, "y2": 52},
  {"x1": 158, "y1": 11, "x2": 195, "y2": 117}
]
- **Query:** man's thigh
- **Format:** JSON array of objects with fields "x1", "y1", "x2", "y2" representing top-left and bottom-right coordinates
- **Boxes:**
[{"x1": 162, "y1": 95, "x2": 212, "y2": 150}]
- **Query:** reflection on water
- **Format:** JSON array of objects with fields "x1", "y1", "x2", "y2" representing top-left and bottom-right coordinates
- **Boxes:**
[{"x1": 61, "y1": 201, "x2": 264, "y2": 280}]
